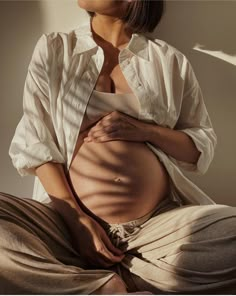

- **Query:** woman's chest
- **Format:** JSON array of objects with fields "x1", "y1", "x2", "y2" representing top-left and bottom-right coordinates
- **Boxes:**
[
  {"x1": 54, "y1": 51, "x2": 183, "y2": 135},
  {"x1": 51, "y1": 51, "x2": 184, "y2": 167},
  {"x1": 94, "y1": 56, "x2": 133, "y2": 94}
]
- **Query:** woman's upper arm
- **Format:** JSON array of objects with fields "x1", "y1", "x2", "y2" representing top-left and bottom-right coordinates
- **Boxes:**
[
  {"x1": 173, "y1": 58, "x2": 217, "y2": 174},
  {"x1": 9, "y1": 34, "x2": 64, "y2": 177}
]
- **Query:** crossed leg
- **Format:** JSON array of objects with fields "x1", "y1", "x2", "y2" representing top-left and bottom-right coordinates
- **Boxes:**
[{"x1": 113, "y1": 204, "x2": 236, "y2": 294}]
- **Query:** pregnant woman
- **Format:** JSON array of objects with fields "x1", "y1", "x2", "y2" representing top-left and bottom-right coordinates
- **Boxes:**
[{"x1": 1, "y1": 0, "x2": 236, "y2": 294}]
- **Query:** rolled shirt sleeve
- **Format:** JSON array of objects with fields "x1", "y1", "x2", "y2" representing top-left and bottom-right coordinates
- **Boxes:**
[
  {"x1": 9, "y1": 34, "x2": 65, "y2": 176},
  {"x1": 173, "y1": 59, "x2": 217, "y2": 175}
]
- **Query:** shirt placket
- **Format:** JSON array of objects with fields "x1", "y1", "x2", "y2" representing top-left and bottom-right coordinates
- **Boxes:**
[
  {"x1": 119, "y1": 51, "x2": 151, "y2": 121},
  {"x1": 66, "y1": 47, "x2": 104, "y2": 171}
]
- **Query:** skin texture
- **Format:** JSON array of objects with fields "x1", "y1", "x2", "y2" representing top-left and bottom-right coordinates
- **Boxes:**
[
  {"x1": 78, "y1": 0, "x2": 133, "y2": 48},
  {"x1": 69, "y1": 111, "x2": 170, "y2": 223},
  {"x1": 84, "y1": 111, "x2": 200, "y2": 164},
  {"x1": 36, "y1": 1, "x2": 200, "y2": 293}
]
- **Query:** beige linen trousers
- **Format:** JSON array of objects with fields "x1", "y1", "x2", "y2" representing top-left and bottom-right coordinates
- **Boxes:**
[{"x1": 0, "y1": 192, "x2": 235, "y2": 294}]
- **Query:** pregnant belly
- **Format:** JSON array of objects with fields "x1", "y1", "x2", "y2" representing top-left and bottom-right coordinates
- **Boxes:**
[{"x1": 69, "y1": 140, "x2": 170, "y2": 223}]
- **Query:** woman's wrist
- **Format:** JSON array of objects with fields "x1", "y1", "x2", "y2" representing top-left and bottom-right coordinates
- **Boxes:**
[
  {"x1": 50, "y1": 194, "x2": 87, "y2": 222},
  {"x1": 143, "y1": 122, "x2": 200, "y2": 164},
  {"x1": 143, "y1": 122, "x2": 161, "y2": 144}
]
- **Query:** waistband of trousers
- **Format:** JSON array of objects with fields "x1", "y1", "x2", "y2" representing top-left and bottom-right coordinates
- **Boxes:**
[{"x1": 105, "y1": 195, "x2": 179, "y2": 230}]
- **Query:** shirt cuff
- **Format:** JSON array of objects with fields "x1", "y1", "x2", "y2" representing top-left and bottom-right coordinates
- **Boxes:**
[
  {"x1": 173, "y1": 127, "x2": 216, "y2": 175},
  {"x1": 10, "y1": 141, "x2": 65, "y2": 177}
]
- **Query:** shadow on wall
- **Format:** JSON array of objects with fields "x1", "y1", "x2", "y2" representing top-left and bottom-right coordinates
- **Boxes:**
[
  {"x1": 0, "y1": 1, "x2": 44, "y2": 197},
  {"x1": 152, "y1": 0, "x2": 236, "y2": 56},
  {"x1": 147, "y1": 0, "x2": 236, "y2": 206}
]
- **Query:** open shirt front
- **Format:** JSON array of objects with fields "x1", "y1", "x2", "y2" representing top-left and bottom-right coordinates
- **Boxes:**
[{"x1": 9, "y1": 18, "x2": 217, "y2": 205}]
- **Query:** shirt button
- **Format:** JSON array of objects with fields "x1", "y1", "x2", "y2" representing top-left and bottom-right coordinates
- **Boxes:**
[{"x1": 134, "y1": 81, "x2": 141, "y2": 88}]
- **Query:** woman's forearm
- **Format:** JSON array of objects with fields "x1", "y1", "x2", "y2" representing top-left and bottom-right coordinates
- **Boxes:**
[
  {"x1": 145, "y1": 124, "x2": 200, "y2": 164},
  {"x1": 82, "y1": 111, "x2": 200, "y2": 164},
  {"x1": 35, "y1": 162, "x2": 85, "y2": 222}
]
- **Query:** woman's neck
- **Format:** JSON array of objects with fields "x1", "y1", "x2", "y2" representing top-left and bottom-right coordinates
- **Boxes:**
[{"x1": 91, "y1": 15, "x2": 133, "y2": 50}]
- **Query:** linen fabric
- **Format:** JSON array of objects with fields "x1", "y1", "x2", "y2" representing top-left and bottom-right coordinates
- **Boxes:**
[
  {"x1": 9, "y1": 18, "x2": 216, "y2": 205},
  {"x1": 0, "y1": 192, "x2": 235, "y2": 294},
  {"x1": 80, "y1": 89, "x2": 140, "y2": 132}
]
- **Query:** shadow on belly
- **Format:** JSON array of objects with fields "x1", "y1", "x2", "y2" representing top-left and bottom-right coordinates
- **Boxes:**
[{"x1": 68, "y1": 140, "x2": 170, "y2": 223}]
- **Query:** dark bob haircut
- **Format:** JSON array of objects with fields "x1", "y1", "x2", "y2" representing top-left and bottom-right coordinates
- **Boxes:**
[{"x1": 86, "y1": 0, "x2": 164, "y2": 34}]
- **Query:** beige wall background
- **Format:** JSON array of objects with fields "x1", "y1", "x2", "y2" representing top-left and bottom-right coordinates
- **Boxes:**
[{"x1": 0, "y1": 1, "x2": 235, "y2": 206}]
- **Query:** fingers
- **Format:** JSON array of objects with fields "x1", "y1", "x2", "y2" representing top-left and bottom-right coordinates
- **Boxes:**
[
  {"x1": 91, "y1": 243, "x2": 124, "y2": 268},
  {"x1": 98, "y1": 232, "x2": 124, "y2": 260},
  {"x1": 93, "y1": 111, "x2": 127, "y2": 132},
  {"x1": 83, "y1": 118, "x2": 114, "y2": 142},
  {"x1": 99, "y1": 245, "x2": 124, "y2": 263},
  {"x1": 84, "y1": 121, "x2": 121, "y2": 142},
  {"x1": 84, "y1": 112, "x2": 132, "y2": 142},
  {"x1": 88, "y1": 122, "x2": 120, "y2": 138},
  {"x1": 83, "y1": 111, "x2": 143, "y2": 143},
  {"x1": 84, "y1": 131, "x2": 122, "y2": 143},
  {"x1": 102, "y1": 232, "x2": 124, "y2": 256},
  {"x1": 77, "y1": 215, "x2": 125, "y2": 268},
  {"x1": 91, "y1": 231, "x2": 125, "y2": 267}
]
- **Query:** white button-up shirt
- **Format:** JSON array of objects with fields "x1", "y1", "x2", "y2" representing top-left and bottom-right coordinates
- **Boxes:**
[{"x1": 9, "y1": 19, "x2": 217, "y2": 205}]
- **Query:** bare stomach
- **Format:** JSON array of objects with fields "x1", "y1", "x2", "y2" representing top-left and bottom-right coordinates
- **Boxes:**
[{"x1": 69, "y1": 135, "x2": 170, "y2": 223}]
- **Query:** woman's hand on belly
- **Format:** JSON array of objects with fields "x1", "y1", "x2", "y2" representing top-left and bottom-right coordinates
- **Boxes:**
[
  {"x1": 84, "y1": 111, "x2": 151, "y2": 143},
  {"x1": 71, "y1": 213, "x2": 124, "y2": 268}
]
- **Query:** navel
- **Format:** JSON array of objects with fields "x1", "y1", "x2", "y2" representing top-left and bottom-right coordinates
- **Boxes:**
[{"x1": 114, "y1": 176, "x2": 122, "y2": 183}]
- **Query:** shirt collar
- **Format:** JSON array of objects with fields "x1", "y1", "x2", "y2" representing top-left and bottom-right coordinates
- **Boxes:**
[{"x1": 73, "y1": 18, "x2": 149, "y2": 61}]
